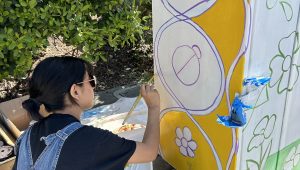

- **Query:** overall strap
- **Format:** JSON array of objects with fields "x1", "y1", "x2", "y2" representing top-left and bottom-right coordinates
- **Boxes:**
[
  {"x1": 34, "y1": 122, "x2": 83, "y2": 169},
  {"x1": 15, "y1": 124, "x2": 34, "y2": 147},
  {"x1": 56, "y1": 122, "x2": 83, "y2": 140},
  {"x1": 40, "y1": 122, "x2": 83, "y2": 145},
  {"x1": 16, "y1": 125, "x2": 35, "y2": 170}
]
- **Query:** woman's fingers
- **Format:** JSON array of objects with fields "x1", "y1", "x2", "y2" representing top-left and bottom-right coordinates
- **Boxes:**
[
  {"x1": 145, "y1": 84, "x2": 151, "y2": 93},
  {"x1": 150, "y1": 85, "x2": 155, "y2": 91},
  {"x1": 140, "y1": 84, "x2": 146, "y2": 96},
  {"x1": 141, "y1": 84, "x2": 157, "y2": 96}
]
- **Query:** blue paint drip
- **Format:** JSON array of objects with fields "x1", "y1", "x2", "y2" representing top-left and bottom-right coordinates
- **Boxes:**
[
  {"x1": 243, "y1": 77, "x2": 271, "y2": 87},
  {"x1": 217, "y1": 96, "x2": 252, "y2": 128}
]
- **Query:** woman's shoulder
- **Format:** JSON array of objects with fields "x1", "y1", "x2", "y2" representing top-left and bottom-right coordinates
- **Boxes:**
[
  {"x1": 78, "y1": 125, "x2": 110, "y2": 134},
  {"x1": 74, "y1": 125, "x2": 114, "y2": 140},
  {"x1": 74, "y1": 125, "x2": 132, "y2": 145}
]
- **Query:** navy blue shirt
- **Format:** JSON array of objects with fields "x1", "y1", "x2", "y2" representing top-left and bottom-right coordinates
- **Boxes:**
[{"x1": 13, "y1": 114, "x2": 136, "y2": 170}]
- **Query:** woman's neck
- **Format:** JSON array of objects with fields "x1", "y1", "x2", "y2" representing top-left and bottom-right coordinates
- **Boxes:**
[{"x1": 55, "y1": 106, "x2": 82, "y2": 120}]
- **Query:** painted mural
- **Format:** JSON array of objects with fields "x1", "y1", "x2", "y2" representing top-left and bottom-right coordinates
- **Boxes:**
[{"x1": 153, "y1": 0, "x2": 300, "y2": 169}]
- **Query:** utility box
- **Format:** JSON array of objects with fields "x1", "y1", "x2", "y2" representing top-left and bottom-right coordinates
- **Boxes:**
[{"x1": 153, "y1": 0, "x2": 300, "y2": 169}]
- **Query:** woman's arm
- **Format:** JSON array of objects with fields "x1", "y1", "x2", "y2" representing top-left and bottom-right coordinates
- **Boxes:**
[{"x1": 128, "y1": 84, "x2": 160, "y2": 163}]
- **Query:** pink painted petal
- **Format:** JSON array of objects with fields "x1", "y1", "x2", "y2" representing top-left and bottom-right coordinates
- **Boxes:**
[
  {"x1": 187, "y1": 147, "x2": 195, "y2": 158},
  {"x1": 182, "y1": 138, "x2": 188, "y2": 148},
  {"x1": 188, "y1": 140, "x2": 197, "y2": 150},
  {"x1": 175, "y1": 138, "x2": 181, "y2": 147},
  {"x1": 183, "y1": 127, "x2": 192, "y2": 141},
  {"x1": 176, "y1": 128, "x2": 183, "y2": 139},
  {"x1": 180, "y1": 146, "x2": 188, "y2": 156}
]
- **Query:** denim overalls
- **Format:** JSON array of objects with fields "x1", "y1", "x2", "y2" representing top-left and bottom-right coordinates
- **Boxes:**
[{"x1": 16, "y1": 122, "x2": 82, "y2": 170}]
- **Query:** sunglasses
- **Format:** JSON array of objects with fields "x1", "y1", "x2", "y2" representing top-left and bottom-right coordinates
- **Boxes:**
[{"x1": 76, "y1": 75, "x2": 97, "y2": 88}]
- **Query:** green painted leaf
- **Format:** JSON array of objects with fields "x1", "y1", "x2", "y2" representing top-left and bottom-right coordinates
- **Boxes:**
[{"x1": 280, "y1": 1, "x2": 293, "y2": 21}]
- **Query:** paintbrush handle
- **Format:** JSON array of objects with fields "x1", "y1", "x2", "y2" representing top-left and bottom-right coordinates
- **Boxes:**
[
  {"x1": 122, "y1": 75, "x2": 154, "y2": 125},
  {"x1": 122, "y1": 94, "x2": 142, "y2": 125}
]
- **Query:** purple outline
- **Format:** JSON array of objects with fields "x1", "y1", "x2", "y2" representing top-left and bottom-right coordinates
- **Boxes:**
[
  {"x1": 171, "y1": 45, "x2": 201, "y2": 86},
  {"x1": 162, "y1": 0, "x2": 213, "y2": 19},
  {"x1": 155, "y1": 19, "x2": 225, "y2": 112},
  {"x1": 225, "y1": 1, "x2": 252, "y2": 169}
]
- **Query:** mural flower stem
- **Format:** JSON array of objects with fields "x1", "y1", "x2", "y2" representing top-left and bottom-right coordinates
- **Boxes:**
[{"x1": 246, "y1": 115, "x2": 276, "y2": 169}]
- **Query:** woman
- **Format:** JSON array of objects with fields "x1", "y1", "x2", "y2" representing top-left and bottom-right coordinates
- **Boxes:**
[{"x1": 13, "y1": 56, "x2": 160, "y2": 170}]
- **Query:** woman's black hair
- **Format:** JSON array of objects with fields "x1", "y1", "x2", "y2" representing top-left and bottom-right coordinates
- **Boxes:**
[{"x1": 22, "y1": 56, "x2": 94, "y2": 121}]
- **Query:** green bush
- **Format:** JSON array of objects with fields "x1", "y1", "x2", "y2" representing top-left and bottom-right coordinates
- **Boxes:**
[{"x1": 0, "y1": 0, "x2": 151, "y2": 80}]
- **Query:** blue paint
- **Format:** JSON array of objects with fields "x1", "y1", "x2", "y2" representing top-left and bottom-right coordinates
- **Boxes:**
[
  {"x1": 217, "y1": 96, "x2": 252, "y2": 128},
  {"x1": 243, "y1": 77, "x2": 271, "y2": 87}
]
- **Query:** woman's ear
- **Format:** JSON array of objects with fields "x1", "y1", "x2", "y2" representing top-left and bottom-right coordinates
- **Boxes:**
[{"x1": 69, "y1": 84, "x2": 80, "y2": 100}]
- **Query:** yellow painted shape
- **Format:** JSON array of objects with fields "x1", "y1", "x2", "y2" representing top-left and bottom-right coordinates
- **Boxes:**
[
  {"x1": 192, "y1": 2, "x2": 245, "y2": 73},
  {"x1": 160, "y1": 0, "x2": 246, "y2": 170},
  {"x1": 160, "y1": 110, "x2": 219, "y2": 170},
  {"x1": 193, "y1": 98, "x2": 234, "y2": 169},
  {"x1": 230, "y1": 57, "x2": 246, "y2": 102}
]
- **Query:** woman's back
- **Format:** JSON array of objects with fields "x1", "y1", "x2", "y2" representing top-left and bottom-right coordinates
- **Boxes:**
[{"x1": 13, "y1": 114, "x2": 136, "y2": 170}]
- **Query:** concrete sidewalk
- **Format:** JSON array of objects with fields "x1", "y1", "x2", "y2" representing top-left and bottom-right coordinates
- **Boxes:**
[{"x1": 91, "y1": 85, "x2": 175, "y2": 170}]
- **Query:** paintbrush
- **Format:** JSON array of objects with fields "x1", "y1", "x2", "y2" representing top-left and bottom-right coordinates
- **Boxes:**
[{"x1": 121, "y1": 75, "x2": 154, "y2": 125}]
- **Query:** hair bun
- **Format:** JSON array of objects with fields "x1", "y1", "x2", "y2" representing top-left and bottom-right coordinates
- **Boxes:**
[{"x1": 22, "y1": 98, "x2": 43, "y2": 121}]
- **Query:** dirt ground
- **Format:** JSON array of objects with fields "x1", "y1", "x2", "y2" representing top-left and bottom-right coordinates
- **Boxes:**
[{"x1": 0, "y1": 35, "x2": 153, "y2": 102}]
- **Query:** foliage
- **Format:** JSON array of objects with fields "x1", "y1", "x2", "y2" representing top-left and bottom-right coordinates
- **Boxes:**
[{"x1": 0, "y1": 0, "x2": 151, "y2": 79}]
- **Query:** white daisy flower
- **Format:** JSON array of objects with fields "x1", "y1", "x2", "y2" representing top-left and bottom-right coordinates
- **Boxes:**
[{"x1": 175, "y1": 127, "x2": 197, "y2": 157}]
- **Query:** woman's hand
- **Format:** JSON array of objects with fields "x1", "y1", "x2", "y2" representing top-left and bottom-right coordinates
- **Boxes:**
[{"x1": 140, "y1": 84, "x2": 160, "y2": 110}]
